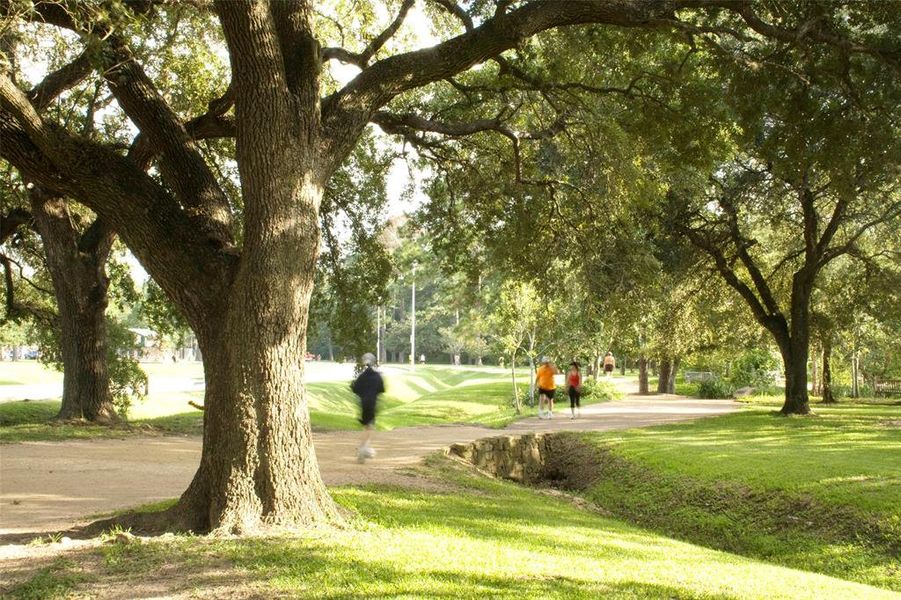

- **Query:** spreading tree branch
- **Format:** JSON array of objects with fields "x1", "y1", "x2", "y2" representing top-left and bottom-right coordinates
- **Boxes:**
[
  {"x1": 818, "y1": 199, "x2": 901, "y2": 268},
  {"x1": 430, "y1": 0, "x2": 473, "y2": 32},
  {"x1": 736, "y1": 3, "x2": 900, "y2": 70},
  {"x1": 321, "y1": 0, "x2": 685, "y2": 170},
  {"x1": 322, "y1": 0, "x2": 415, "y2": 67},
  {"x1": 717, "y1": 192, "x2": 783, "y2": 318},
  {"x1": 373, "y1": 108, "x2": 568, "y2": 187},
  {"x1": 27, "y1": 49, "x2": 95, "y2": 111},
  {"x1": 12, "y1": 0, "x2": 234, "y2": 246},
  {"x1": 129, "y1": 85, "x2": 235, "y2": 168},
  {"x1": 678, "y1": 211, "x2": 789, "y2": 344},
  {"x1": 0, "y1": 208, "x2": 31, "y2": 243}
]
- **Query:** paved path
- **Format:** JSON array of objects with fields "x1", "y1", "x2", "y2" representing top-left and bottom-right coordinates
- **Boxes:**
[{"x1": 0, "y1": 385, "x2": 736, "y2": 537}]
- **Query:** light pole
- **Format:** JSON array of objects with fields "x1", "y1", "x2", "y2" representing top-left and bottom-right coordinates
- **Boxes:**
[{"x1": 410, "y1": 261, "x2": 417, "y2": 369}]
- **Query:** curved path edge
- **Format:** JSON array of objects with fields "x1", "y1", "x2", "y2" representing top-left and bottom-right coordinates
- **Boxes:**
[{"x1": 0, "y1": 391, "x2": 737, "y2": 538}]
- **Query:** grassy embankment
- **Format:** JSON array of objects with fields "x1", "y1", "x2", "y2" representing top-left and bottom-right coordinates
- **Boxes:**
[
  {"x1": 575, "y1": 398, "x2": 901, "y2": 591},
  {"x1": 0, "y1": 362, "x2": 616, "y2": 442}
]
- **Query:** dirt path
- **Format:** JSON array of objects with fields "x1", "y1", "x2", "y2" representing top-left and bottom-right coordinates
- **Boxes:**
[{"x1": 0, "y1": 382, "x2": 736, "y2": 537}]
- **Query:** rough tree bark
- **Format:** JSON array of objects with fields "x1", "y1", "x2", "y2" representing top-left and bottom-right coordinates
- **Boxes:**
[
  {"x1": 668, "y1": 357, "x2": 680, "y2": 394},
  {"x1": 30, "y1": 190, "x2": 118, "y2": 422},
  {"x1": 821, "y1": 333, "x2": 835, "y2": 403},
  {"x1": 656, "y1": 358, "x2": 672, "y2": 394},
  {"x1": 638, "y1": 356, "x2": 649, "y2": 394}
]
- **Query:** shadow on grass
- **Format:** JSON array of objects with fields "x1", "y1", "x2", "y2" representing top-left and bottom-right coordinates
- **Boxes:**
[
  {"x1": 3, "y1": 463, "x2": 891, "y2": 599},
  {"x1": 235, "y1": 543, "x2": 724, "y2": 599},
  {"x1": 2, "y1": 541, "x2": 254, "y2": 600},
  {"x1": 574, "y1": 420, "x2": 901, "y2": 591}
]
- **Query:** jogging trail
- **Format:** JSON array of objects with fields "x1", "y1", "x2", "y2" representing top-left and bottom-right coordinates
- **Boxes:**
[{"x1": 0, "y1": 379, "x2": 736, "y2": 537}]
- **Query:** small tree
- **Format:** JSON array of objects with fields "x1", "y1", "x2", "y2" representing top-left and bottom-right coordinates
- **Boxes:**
[{"x1": 492, "y1": 280, "x2": 542, "y2": 413}]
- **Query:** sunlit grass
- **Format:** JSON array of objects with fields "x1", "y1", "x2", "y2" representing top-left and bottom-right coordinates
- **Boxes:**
[
  {"x1": 0, "y1": 360, "x2": 65, "y2": 385},
  {"x1": 595, "y1": 404, "x2": 901, "y2": 514},
  {"x1": 580, "y1": 402, "x2": 901, "y2": 589},
  {"x1": 6, "y1": 463, "x2": 897, "y2": 599}
]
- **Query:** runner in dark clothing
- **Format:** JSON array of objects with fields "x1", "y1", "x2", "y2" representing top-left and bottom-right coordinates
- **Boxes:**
[{"x1": 351, "y1": 353, "x2": 384, "y2": 463}]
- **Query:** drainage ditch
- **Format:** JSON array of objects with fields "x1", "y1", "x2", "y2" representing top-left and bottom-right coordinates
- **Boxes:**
[{"x1": 446, "y1": 431, "x2": 603, "y2": 491}]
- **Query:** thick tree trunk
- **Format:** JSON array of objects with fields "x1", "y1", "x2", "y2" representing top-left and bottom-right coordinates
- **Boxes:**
[
  {"x1": 172, "y1": 332, "x2": 338, "y2": 533},
  {"x1": 851, "y1": 350, "x2": 860, "y2": 398},
  {"x1": 668, "y1": 357, "x2": 680, "y2": 394},
  {"x1": 781, "y1": 347, "x2": 810, "y2": 415},
  {"x1": 821, "y1": 334, "x2": 836, "y2": 404},
  {"x1": 638, "y1": 356, "x2": 649, "y2": 394},
  {"x1": 56, "y1": 288, "x2": 115, "y2": 421},
  {"x1": 168, "y1": 176, "x2": 339, "y2": 533},
  {"x1": 154, "y1": 8, "x2": 342, "y2": 528},
  {"x1": 656, "y1": 358, "x2": 671, "y2": 394},
  {"x1": 780, "y1": 278, "x2": 812, "y2": 415},
  {"x1": 31, "y1": 192, "x2": 117, "y2": 422}
]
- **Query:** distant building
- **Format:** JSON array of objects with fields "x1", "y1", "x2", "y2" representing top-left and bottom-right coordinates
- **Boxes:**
[{"x1": 128, "y1": 327, "x2": 160, "y2": 360}]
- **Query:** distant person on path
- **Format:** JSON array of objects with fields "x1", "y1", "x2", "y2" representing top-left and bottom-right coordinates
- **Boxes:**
[
  {"x1": 567, "y1": 361, "x2": 582, "y2": 419},
  {"x1": 603, "y1": 352, "x2": 616, "y2": 376},
  {"x1": 351, "y1": 352, "x2": 384, "y2": 463},
  {"x1": 536, "y1": 357, "x2": 558, "y2": 419}
]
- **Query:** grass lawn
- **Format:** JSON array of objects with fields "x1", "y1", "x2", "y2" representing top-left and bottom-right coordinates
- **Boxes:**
[
  {"x1": 0, "y1": 360, "x2": 205, "y2": 385},
  {"x1": 577, "y1": 400, "x2": 901, "y2": 590},
  {"x1": 0, "y1": 360, "x2": 65, "y2": 385},
  {"x1": 4, "y1": 457, "x2": 897, "y2": 600},
  {"x1": 0, "y1": 365, "x2": 618, "y2": 442}
]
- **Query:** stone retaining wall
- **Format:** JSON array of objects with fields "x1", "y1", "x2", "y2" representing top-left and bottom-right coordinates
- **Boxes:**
[{"x1": 447, "y1": 433, "x2": 552, "y2": 484}]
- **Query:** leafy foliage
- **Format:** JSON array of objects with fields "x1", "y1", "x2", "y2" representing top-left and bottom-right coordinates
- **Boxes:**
[
  {"x1": 140, "y1": 279, "x2": 190, "y2": 349},
  {"x1": 105, "y1": 321, "x2": 147, "y2": 417},
  {"x1": 697, "y1": 377, "x2": 735, "y2": 400},
  {"x1": 730, "y1": 348, "x2": 779, "y2": 389}
]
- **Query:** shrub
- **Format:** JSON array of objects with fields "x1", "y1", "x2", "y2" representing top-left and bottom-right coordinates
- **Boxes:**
[
  {"x1": 542, "y1": 379, "x2": 617, "y2": 402},
  {"x1": 578, "y1": 379, "x2": 594, "y2": 399},
  {"x1": 698, "y1": 377, "x2": 735, "y2": 399},
  {"x1": 731, "y1": 348, "x2": 779, "y2": 388}
]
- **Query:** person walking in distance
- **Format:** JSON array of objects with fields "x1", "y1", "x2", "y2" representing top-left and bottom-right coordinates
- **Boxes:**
[
  {"x1": 603, "y1": 351, "x2": 616, "y2": 376},
  {"x1": 567, "y1": 361, "x2": 582, "y2": 419},
  {"x1": 536, "y1": 357, "x2": 558, "y2": 419},
  {"x1": 351, "y1": 353, "x2": 384, "y2": 463}
]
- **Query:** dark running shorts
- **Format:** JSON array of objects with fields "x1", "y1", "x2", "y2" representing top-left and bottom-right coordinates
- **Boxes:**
[
  {"x1": 539, "y1": 387, "x2": 556, "y2": 399},
  {"x1": 604, "y1": 364, "x2": 614, "y2": 372},
  {"x1": 359, "y1": 398, "x2": 376, "y2": 426}
]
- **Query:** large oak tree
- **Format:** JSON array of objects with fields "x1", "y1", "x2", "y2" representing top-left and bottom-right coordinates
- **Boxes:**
[
  {"x1": 0, "y1": 45, "x2": 121, "y2": 421},
  {"x1": 0, "y1": 0, "x2": 890, "y2": 533}
]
